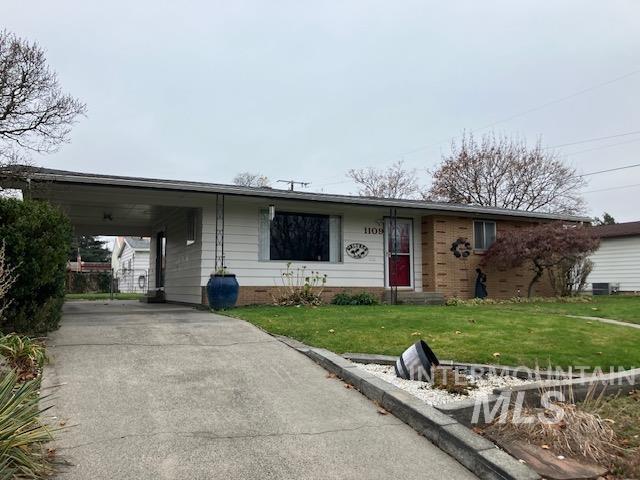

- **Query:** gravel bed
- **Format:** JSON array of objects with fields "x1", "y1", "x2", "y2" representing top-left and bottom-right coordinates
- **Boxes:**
[{"x1": 355, "y1": 362, "x2": 536, "y2": 407}]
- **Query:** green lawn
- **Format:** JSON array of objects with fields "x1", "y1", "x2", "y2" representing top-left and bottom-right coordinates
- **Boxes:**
[
  {"x1": 491, "y1": 296, "x2": 640, "y2": 324},
  {"x1": 65, "y1": 292, "x2": 144, "y2": 301},
  {"x1": 229, "y1": 302, "x2": 640, "y2": 369}
]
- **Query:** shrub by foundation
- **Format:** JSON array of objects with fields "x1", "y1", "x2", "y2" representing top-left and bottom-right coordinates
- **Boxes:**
[{"x1": 331, "y1": 292, "x2": 379, "y2": 305}]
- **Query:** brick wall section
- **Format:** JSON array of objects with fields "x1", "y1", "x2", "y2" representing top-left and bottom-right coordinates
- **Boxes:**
[
  {"x1": 201, "y1": 286, "x2": 386, "y2": 306},
  {"x1": 421, "y1": 217, "x2": 437, "y2": 292},
  {"x1": 422, "y1": 215, "x2": 554, "y2": 299}
]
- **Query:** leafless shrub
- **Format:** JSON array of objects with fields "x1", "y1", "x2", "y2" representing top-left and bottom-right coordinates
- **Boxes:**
[
  {"x1": 548, "y1": 255, "x2": 593, "y2": 297},
  {"x1": 486, "y1": 384, "x2": 638, "y2": 475},
  {"x1": 487, "y1": 402, "x2": 615, "y2": 465},
  {"x1": 272, "y1": 263, "x2": 327, "y2": 306}
]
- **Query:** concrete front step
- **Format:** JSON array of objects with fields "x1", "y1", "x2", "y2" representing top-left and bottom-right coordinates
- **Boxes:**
[{"x1": 384, "y1": 291, "x2": 445, "y2": 305}]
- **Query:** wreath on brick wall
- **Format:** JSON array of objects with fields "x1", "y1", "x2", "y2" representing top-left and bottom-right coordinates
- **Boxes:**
[{"x1": 450, "y1": 238, "x2": 471, "y2": 258}]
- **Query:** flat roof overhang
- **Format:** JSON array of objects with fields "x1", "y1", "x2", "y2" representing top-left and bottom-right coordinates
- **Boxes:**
[
  {"x1": 1, "y1": 167, "x2": 592, "y2": 236},
  {"x1": 19, "y1": 182, "x2": 216, "y2": 236},
  {"x1": 3, "y1": 167, "x2": 592, "y2": 224}
]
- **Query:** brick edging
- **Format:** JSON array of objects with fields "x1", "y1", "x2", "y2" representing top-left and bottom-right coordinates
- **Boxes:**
[{"x1": 302, "y1": 347, "x2": 540, "y2": 480}]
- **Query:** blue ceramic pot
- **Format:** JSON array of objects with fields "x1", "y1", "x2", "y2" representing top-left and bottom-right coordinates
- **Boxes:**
[{"x1": 207, "y1": 274, "x2": 239, "y2": 310}]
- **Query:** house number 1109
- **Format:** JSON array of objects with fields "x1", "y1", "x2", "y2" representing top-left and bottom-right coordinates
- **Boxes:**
[{"x1": 364, "y1": 227, "x2": 384, "y2": 234}]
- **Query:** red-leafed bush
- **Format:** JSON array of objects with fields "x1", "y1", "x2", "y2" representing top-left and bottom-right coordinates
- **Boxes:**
[{"x1": 482, "y1": 222, "x2": 599, "y2": 297}]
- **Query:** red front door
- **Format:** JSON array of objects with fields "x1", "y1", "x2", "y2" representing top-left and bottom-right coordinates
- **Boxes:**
[{"x1": 386, "y1": 219, "x2": 412, "y2": 287}]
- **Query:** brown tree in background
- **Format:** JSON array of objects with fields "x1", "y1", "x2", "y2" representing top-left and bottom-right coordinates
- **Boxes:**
[
  {"x1": 0, "y1": 30, "x2": 85, "y2": 161},
  {"x1": 427, "y1": 132, "x2": 586, "y2": 215},
  {"x1": 347, "y1": 160, "x2": 421, "y2": 199},
  {"x1": 233, "y1": 172, "x2": 271, "y2": 188},
  {"x1": 481, "y1": 222, "x2": 599, "y2": 297}
]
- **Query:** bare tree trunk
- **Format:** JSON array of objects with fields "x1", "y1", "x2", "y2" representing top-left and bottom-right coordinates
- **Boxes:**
[{"x1": 527, "y1": 263, "x2": 544, "y2": 298}]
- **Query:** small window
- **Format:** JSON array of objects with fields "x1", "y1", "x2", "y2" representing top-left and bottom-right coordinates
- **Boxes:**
[
  {"x1": 260, "y1": 210, "x2": 341, "y2": 262},
  {"x1": 473, "y1": 220, "x2": 496, "y2": 250},
  {"x1": 186, "y1": 210, "x2": 196, "y2": 246}
]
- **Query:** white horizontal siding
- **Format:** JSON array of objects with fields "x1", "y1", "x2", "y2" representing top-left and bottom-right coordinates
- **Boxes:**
[
  {"x1": 150, "y1": 208, "x2": 203, "y2": 304},
  {"x1": 588, "y1": 237, "x2": 640, "y2": 292},
  {"x1": 114, "y1": 246, "x2": 150, "y2": 293},
  {"x1": 200, "y1": 197, "x2": 423, "y2": 290}
]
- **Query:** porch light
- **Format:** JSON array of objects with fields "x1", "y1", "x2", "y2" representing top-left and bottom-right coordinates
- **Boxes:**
[{"x1": 268, "y1": 204, "x2": 275, "y2": 221}]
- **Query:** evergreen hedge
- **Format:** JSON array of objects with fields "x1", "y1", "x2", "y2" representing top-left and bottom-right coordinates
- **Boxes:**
[{"x1": 0, "y1": 198, "x2": 71, "y2": 334}]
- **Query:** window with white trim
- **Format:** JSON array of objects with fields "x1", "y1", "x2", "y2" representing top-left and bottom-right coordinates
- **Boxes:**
[
  {"x1": 259, "y1": 210, "x2": 342, "y2": 262},
  {"x1": 473, "y1": 220, "x2": 496, "y2": 250}
]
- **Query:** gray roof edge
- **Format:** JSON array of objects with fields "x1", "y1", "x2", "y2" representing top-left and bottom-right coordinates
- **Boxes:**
[
  {"x1": 123, "y1": 236, "x2": 150, "y2": 251},
  {"x1": 25, "y1": 168, "x2": 591, "y2": 223}
]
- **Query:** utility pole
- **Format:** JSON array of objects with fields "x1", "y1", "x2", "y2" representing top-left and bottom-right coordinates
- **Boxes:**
[{"x1": 277, "y1": 179, "x2": 310, "y2": 191}]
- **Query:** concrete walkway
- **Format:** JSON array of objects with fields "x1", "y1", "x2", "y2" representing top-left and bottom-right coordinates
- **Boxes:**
[
  {"x1": 45, "y1": 301, "x2": 476, "y2": 480},
  {"x1": 565, "y1": 314, "x2": 640, "y2": 329}
]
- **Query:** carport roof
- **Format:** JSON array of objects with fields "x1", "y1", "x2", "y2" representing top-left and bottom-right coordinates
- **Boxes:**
[{"x1": 14, "y1": 167, "x2": 590, "y2": 222}]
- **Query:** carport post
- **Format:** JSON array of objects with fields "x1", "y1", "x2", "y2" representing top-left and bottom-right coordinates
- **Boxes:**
[{"x1": 110, "y1": 268, "x2": 114, "y2": 300}]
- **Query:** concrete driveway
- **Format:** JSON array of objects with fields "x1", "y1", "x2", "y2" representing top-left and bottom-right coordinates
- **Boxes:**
[{"x1": 45, "y1": 301, "x2": 476, "y2": 479}]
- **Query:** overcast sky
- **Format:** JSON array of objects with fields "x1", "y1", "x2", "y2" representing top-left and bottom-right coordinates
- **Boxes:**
[{"x1": 4, "y1": 1, "x2": 640, "y2": 221}]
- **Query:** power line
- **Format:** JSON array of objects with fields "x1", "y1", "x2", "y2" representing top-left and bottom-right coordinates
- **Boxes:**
[
  {"x1": 546, "y1": 130, "x2": 640, "y2": 149},
  {"x1": 316, "y1": 179, "x2": 351, "y2": 188},
  {"x1": 583, "y1": 183, "x2": 640, "y2": 194},
  {"x1": 473, "y1": 68, "x2": 640, "y2": 132},
  {"x1": 565, "y1": 137, "x2": 640, "y2": 156},
  {"x1": 316, "y1": 131, "x2": 640, "y2": 188},
  {"x1": 383, "y1": 67, "x2": 640, "y2": 159},
  {"x1": 314, "y1": 67, "x2": 640, "y2": 188},
  {"x1": 579, "y1": 163, "x2": 640, "y2": 177}
]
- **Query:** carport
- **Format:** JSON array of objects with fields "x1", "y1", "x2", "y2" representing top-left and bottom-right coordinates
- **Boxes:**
[{"x1": 7, "y1": 168, "x2": 218, "y2": 304}]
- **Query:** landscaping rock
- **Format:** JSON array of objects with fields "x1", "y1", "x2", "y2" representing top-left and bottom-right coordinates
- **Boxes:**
[{"x1": 356, "y1": 362, "x2": 535, "y2": 406}]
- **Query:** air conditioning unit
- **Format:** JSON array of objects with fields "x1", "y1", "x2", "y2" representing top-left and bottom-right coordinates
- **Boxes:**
[{"x1": 592, "y1": 283, "x2": 620, "y2": 295}]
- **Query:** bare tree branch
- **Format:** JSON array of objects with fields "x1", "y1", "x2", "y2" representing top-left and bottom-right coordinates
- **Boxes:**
[
  {"x1": 233, "y1": 171, "x2": 271, "y2": 188},
  {"x1": 427, "y1": 132, "x2": 586, "y2": 215},
  {"x1": 0, "y1": 30, "x2": 86, "y2": 158},
  {"x1": 347, "y1": 160, "x2": 421, "y2": 199}
]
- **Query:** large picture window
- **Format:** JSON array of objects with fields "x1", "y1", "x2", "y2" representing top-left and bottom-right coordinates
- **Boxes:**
[
  {"x1": 473, "y1": 220, "x2": 496, "y2": 250},
  {"x1": 260, "y1": 210, "x2": 341, "y2": 262}
]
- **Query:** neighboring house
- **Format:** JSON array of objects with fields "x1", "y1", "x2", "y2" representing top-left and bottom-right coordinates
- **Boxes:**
[
  {"x1": 111, "y1": 236, "x2": 151, "y2": 293},
  {"x1": 588, "y1": 221, "x2": 640, "y2": 293},
  {"x1": 14, "y1": 168, "x2": 590, "y2": 305}
]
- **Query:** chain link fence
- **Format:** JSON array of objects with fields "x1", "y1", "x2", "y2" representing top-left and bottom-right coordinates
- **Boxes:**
[
  {"x1": 66, "y1": 268, "x2": 149, "y2": 295},
  {"x1": 112, "y1": 268, "x2": 149, "y2": 294}
]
